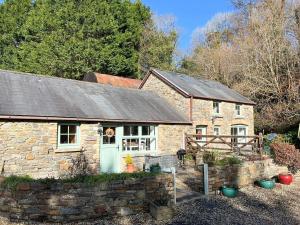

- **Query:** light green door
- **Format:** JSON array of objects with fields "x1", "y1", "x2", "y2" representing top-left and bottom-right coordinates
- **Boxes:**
[{"x1": 100, "y1": 126, "x2": 121, "y2": 173}]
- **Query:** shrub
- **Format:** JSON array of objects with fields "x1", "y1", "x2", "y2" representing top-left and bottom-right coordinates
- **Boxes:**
[
  {"x1": 215, "y1": 157, "x2": 242, "y2": 166},
  {"x1": 185, "y1": 154, "x2": 195, "y2": 161},
  {"x1": 270, "y1": 142, "x2": 300, "y2": 174},
  {"x1": 68, "y1": 152, "x2": 92, "y2": 177},
  {"x1": 0, "y1": 172, "x2": 159, "y2": 190},
  {"x1": 203, "y1": 151, "x2": 219, "y2": 166}
]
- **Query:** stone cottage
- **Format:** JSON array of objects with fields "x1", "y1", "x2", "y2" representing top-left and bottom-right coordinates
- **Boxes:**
[
  {"x1": 140, "y1": 69, "x2": 255, "y2": 151},
  {"x1": 0, "y1": 68, "x2": 255, "y2": 178}
]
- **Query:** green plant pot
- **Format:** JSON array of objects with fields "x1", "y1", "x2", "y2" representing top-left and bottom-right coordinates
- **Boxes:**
[
  {"x1": 258, "y1": 179, "x2": 275, "y2": 189},
  {"x1": 150, "y1": 166, "x2": 161, "y2": 173},
  {"x1": 221, "y1": 186, "x2": 238, "y2": 198}
]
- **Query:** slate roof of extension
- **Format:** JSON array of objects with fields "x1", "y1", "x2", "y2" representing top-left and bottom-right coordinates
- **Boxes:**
[
  {"x1": 0, "y1": 70, "x2": 189, "y2": 124},
  {"x1": 143, "y1": 69, "x2": 255, "y2": 105}
]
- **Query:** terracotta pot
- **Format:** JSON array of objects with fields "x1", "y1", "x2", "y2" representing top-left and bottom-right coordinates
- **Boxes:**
[
  {"x1": 126, "y1": 164, "x2": 135, "y2": 173},
  {"x1": 278, "y1": 173, "x2": 293, "y2": 185}
]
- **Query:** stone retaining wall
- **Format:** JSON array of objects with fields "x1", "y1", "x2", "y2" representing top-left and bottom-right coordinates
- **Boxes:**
[
  {"x1": 0, "y1": 174, "x2": 174, "y2": 222},
  {"x1": 183, "y1": 159, "x2": 288, "y2": 195}
]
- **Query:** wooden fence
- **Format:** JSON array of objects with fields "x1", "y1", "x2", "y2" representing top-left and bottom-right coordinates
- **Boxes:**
[{"x1": 185, "y1": 133, "x2": 263, "y2": 156}]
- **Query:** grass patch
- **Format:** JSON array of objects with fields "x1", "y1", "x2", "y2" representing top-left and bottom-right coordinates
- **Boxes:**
[{"x1": 0, "y1": 172, "x2": 159, "y2": 190}]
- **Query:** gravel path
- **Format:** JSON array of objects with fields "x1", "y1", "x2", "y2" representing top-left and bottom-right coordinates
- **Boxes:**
[{"x1": 1, "y1": 182, "x2": 299, "y2": 225}]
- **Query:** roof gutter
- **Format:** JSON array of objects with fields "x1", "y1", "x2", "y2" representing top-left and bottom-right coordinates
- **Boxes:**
[{"x1": 0, "y1": 115, "x2": 192, "y2": 125}]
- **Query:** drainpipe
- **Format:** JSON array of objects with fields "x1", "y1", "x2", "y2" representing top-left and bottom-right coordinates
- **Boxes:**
[{"x1": 189, "y1": 96, "x2": 193, "y2": 122}]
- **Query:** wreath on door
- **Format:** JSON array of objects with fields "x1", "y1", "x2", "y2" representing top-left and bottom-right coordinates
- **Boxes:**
[{"x1": 105, "y1": 128, "x2": 115, "y2": 137}]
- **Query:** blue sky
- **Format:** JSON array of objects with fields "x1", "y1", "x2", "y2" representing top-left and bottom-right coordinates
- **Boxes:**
[{"x1": 142, "y1": 0, "x2": 234, "y2": 52}]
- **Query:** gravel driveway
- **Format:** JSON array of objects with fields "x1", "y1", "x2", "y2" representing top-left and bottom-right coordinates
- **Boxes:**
[{"x1": 1, "y1": 182, "x2": 299, "y2": 225}]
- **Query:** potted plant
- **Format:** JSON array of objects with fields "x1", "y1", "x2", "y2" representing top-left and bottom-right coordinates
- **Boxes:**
[
  {"x1": 150, "y1": 163, "x2": 161, "y2": 173},
  {"x1": 257, "y1": 178, "x2": 275, "y2": 189},
  {"x1": 278, "y1": 173, "x2": 293, "y2": 185},
  {"x1": 124, "y1": 155, "x2": 135, "y2": 173},
  {"x1": 149, "y1": 198, "x2": 174, "y2": 220},
  {"x1": 221, "y1": 185, "x2": 238, "y2": 198}
]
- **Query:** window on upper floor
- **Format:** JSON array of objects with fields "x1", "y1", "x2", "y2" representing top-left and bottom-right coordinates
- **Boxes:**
[
  {"x1": 213, "y1": 101, "x2": 220, "y2": 114},
  {"x1": 58, "y1": 123, "x2": 80, "y2": 148},
  {"x1": 235, "y1": 104, "x2": 241, "y2": 116},
  {"x1": 213, "y1": 126, "x2": 220, "y2": 136}
]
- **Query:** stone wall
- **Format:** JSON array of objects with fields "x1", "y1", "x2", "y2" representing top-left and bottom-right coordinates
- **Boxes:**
[
  {"x1": 182, "y1": 159, "x2": 288, "y2": 195},
  {"x1": 157, "y1": 124, "x2": 190, "y2": 154},
  {"x1": 0, "y1": 174, "x2": 174, "y2": 222},
  {"x1": 0, "y1": 121, "x2": 100, "y2": 178},
  {"x1": 142, "y1": 74, "x2": 190, "y2": 118},
  {"x1": 191, "y1": 99, "x2": 254, "y2": 136}
]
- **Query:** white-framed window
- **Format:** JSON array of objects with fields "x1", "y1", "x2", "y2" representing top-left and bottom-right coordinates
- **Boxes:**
[
  {"x1": 231, "y1": 125, "x2": 247, "y2": 145},
  {"x1": 213, "y1": 126, "x2": 220, "y2": 136},
  {"x1": 235, "y1": 104, "x2": 241, "y2": 116},
  {"x1": 58, "y1": 123, "x2": 80, "y2": 148},
  {"x1": 213, "y1": 101, "x2": 220, "y2": 114},
  {"x1": 196, "y1": 125, "x2": 207, "y2": 143},
  {"x1": 122, "y1": 125, "x2": 156, "y2": 152}
]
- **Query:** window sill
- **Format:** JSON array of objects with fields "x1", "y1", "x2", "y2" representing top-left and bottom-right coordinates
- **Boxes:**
[
  {"x1": 120, "y1": 151, "x2": 157, "y2": 157},
  {"x1": 212, "y1": 114, "x2": 223, "y2": 118},
  {"x1": 54, "y1": 148, "x2": 82, "y2": 153},
  {"x1": 234, "y1": 115, "x2": 245, "y2": 119}
]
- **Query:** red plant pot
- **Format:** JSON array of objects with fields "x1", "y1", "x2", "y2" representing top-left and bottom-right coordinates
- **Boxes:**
[
  {"x1": 278, "y1": 173, "x2": 293, "y2": 185},
  {"x1": 126, "y1": 164, "x2": 135, "y2": 173}
]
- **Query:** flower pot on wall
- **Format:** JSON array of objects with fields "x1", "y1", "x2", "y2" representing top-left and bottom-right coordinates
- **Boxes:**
[{"x1": 278, "y1": 173, "x2": 293, "y2": 185}]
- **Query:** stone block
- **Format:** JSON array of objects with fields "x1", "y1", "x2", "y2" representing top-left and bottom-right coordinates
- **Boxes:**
[
  {"x1": 17, "y1": 183, "x2": 30, "y2": 191},
  {"x1": 59, "y1": 207, "x2": 80, "y2": 215}
]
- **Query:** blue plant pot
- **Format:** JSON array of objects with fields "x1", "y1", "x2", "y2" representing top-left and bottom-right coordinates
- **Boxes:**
[
  {"x1": 258, "y1": 179, "x2": 275, "y2": 189},
  {"x1": 221, "y1": 186, "x2": 238, "y2": 198}
]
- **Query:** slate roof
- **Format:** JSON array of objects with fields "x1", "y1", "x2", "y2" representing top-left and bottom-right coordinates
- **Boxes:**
[
  {"x1": 83, "y1": 72, "x2": 141, "y2": 89},
  {"x1": 0, "y1": 70, "x2": 189, "y2": 124},
  {"x1": 142, "y1": 69, "x2": 255, "y2": 105}
]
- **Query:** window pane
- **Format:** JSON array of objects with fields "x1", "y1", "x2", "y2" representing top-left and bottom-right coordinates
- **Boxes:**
[
  {"x1": 103, "y1": 127, "x2": 116, "y2": 144},
  {"x1": 69, "y1": 135, "x2": 76, "y2": 144},
  {"x1": 124, "y1": 126, "x2": 130, "y2": 136},
  {"x1": 103, "y1": 136, "x2": 115, "y2": 144},
  {"x1": 69, "y1": 125, "x2": 77, "y2": 134},
  {"x1": 130, "y1": 138, "x2": 139, "y2": 150},
  {"x1": 150, "y1": 126, "x2": 155, "y2": 136},
  {"x1": 132, "y1": 126, "x2": 138, "y2": 136},
  {"x1": 122, "y1": 139, "x2": 129, "y2": 151},
  {"x1": 141, "y1": 138, "x2": 150, "y2": 150},
  {"x1": 60, "y1": 125, "x2": 68, "y2": 134},
  {"x1": 213, "y1": 102, "x2": 219, "y2": 113},
  {"x1": 60, "y1": 135, "x2": 68, "y2": 144},
  {"x1": 214, "y1": 127, "x2": 220, "y2": 135},
  {"x1": 142, "y1": 126, "x2": 150, "y2": 136}
]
